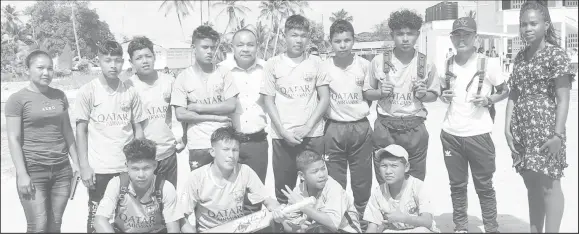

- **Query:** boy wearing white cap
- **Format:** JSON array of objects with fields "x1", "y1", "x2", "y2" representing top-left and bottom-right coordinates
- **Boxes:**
[{"x1": 363, "y1": 145, "x2": 439, "y2": 233}]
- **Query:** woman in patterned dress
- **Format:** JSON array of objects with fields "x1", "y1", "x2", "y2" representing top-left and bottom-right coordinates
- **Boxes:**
[{"x1": 505, "y1": 2, "x2": 575, "y2": 233}]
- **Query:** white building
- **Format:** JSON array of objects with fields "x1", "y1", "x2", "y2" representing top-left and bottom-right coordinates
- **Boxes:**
[
  {"x1": 417, "y1": 0, "x2": 577, "y2": 73},
  {"x1": 475, "y1": 0, "x2": 577, "y2": 56},
  {"x1": 121, "y1": 40, "x2": 193, "y2": 70}
]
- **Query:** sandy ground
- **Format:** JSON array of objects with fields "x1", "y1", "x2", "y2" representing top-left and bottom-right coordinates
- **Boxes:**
[{"x1": 1, "y1": 83, "x2": 577, "y2": 233}]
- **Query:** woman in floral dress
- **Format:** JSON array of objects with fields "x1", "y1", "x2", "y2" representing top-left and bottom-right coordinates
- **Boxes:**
[{"x1": 505, "y1": 2, "x2": 575, "y2": 233}]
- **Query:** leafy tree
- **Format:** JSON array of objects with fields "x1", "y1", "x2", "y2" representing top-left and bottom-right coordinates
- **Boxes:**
[
  {"x1": 24, "y1": 1, "x2": 115, "y2": 59},
  {"x1": 158, "y1": 0, "x2": 195, "y2": 39},
  {"x1": 329, "y1": 9, "x2": 353, "y2": 23},
  {"x1": 372, "y1": 19, "x2": 391, "y2": 41}
]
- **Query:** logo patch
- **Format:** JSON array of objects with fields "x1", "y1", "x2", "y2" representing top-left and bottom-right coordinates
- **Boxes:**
[
  {"x1": 355, "y1": 77, "x2": 364, "y2": 87},
  {"x1": 457, "y1": 18, "x2": 469, "y2": 27},
  {"x1": 120, "y1": 101, "x2": 131, "y2": 112},
  {"x1": 163, "y1": 91, "x2": 171, "y2": 103},
  {"x1": 444, "y1": 150, "x2": 452, "y2": 157},
  {"x1": 303, "y1": 72, "x2": 316, "y2": 82},
  {"x1": 190, "y1": 161, "x2": 199, "y2": 169},
  {"x1": 213, "y1": 84, "x2": 224, "y2": 95}
]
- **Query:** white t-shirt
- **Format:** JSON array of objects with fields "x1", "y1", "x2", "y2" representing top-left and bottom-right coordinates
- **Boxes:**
[
  {"x1": 170, "y1": 63, "x2": 239, "y2": 150},
  {"x1": 363, "y1": 176, "x2": 432, "y2": 231},
  {"x1": 324, "y1": 55, "x2": 371, "y2": 122},
  {"x1": 440, "y1": 53, "x2": 504, "y2": 137},
  {"x1": 260, "y1": 54, "x2": 329, "y2": 139},
  {"x1": 128, "y1": 73, "x2": 177, "y2": 161},
  {"x1": 74, "y1": 77, "x2": 148, "y2": 174},
  {"x1": 180, "y1": 164, "x2": 268, "y2": 232},
  {"x1": 363, "y1": 51, "x2": 439, "y2": 118}
]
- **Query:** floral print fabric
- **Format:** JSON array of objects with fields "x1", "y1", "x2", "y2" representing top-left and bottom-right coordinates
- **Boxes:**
[{"x1": 508, "y1": 44, "x2": 576, "y2": 179}]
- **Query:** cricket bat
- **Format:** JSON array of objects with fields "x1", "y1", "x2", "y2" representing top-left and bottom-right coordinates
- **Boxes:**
[{"x1": 203, "y1": 197, "x2": 316, "y2": 233}]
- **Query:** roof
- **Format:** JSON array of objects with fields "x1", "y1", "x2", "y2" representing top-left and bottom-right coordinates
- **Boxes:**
[
  {"x1": 352, "y1": 41, "x2": 389, "y2": 50},
  {"x1": 120, "y1": 40, "x2": 191, "y2": 49}
]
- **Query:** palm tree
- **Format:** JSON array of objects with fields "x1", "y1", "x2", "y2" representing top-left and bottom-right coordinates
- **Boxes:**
[
  {"x1": 158, "y1": 0, "x2": 195, "y2": 39},
  {"x1": 213, "y1": 0, "x2": 251, "y2": 33},
  {"x1": 271, "y1": 0, "x2": 309, "y2": 57},
  {"x1": 258, "y1": 0, "x2": 310, "y2": 59},
  {"x1": 70, "y1": 2, "x2": 82, "y2": 60},
  {"x1": 329, "y1": 9, "x2": 353, "y2": 22},
  {"x1": 467, "y1": 10, "x2": 476, "y2": 19},
  {"x1": 212, "y1": 0, "x2": 251, "y2": 59},
  {"x1": 258, "y1": 0, "x2": 279, "y2": 59},
  {"x1": 1, "y1": 5, "x2": 23, "y2": 37}
]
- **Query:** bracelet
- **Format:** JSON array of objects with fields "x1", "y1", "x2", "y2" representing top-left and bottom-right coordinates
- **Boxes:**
[{"x1": 552, "y1": 132, "x2": 565, "y2": 141}]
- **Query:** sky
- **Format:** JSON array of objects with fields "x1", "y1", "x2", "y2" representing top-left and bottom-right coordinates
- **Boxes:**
[{"x1": 1, "y1": 0, "x2": 469, "y2": 45}]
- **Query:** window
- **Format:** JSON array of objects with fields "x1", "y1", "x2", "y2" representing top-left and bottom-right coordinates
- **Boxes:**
[
  {"x1": 564, "y1": 0, "x2": 578, "y2": 7},
  {"x1": 568, "y1": 33, "x2": 578, "y2": 49}
]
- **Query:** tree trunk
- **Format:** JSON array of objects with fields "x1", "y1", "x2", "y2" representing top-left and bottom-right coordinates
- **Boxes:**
[
  {"x1": 272, "y1": 16, "x2": 283, "y2": 57},
  {"x1": 200, "y1": 1, "x2": 203, "y2": 25},
  {"x1": 207, "y1": 0, "x2": 211, "y2": 20},
  {"x1": 263, "y1": 17, "x2": 274, "y2": 60},
  {"x1": 71, "y1": 4, "x2": 81, "y2": 59}
]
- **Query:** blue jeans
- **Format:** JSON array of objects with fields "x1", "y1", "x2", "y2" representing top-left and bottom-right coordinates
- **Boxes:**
[{"x1": 19, "y1": 162, "x2": 73, "y2": 233}]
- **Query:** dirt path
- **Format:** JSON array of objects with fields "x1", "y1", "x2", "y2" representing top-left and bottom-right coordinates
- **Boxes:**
[{"x1": 1, "y1": 95, "x2": 577, "y2": 233}]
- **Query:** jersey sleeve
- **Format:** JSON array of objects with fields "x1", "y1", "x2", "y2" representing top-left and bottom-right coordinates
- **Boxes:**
[
  {"x1": 162, "y1": 181, "x2": 184, "y2": 223},
  {"x1": 130, "y1": 87, "x2": 148, "y2": 124},
  {"x1": 318, "y1": 181, "x2": 349, "y2": 229},
  {"x1": 425, "y1": 63, "x2": 440, "y2": 96},
  {"x1": 95, "y1": 177, "x2": 121, "y2": 219},
  {"x1": 222, "y1": 70, "x2": 240, "y2": 100},
  {"x1": 260, "y1": 59, "x2": 277, "y2": 96},
  {"x1": 170, "y1": 72, "x2": 189, "y2": 108},
  {"x1": 73, "y1": 84, "x2": 93, "y2": 122},
  {"x1": 244, "y1": 165, "x2": 267, "y2": 205},
  {"x1": 4, "y1": 92, "x2": 24, "y2": 117},
  {"x1": 315, "y1": 60, "x2": 330, "y2": 87},
  {"x1": 415, "y1": 182, "x2": 433, "y2": 216},
  {"x1": 363, "y1": 56, "x2": 381, "y2": 91},
  {"x1": 180, "y1": 173, "x2": 200, "y2": 217},
  {"x1": 363, "y1": 187, "x2": 384, "y2": 225}
]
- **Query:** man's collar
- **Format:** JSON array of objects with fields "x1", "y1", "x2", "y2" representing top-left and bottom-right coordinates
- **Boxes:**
[{"x1": 221, "y1": 57, "x2": 265, "y2": 71}]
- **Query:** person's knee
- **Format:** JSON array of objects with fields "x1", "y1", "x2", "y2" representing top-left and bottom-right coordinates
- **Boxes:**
[{"x1": 27, "y1": 212, "x2": 48, "y2": 233}]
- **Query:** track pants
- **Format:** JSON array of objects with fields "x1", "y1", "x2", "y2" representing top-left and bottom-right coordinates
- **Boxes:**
[{"x1": 441, "y1": 131, "x2": 499, "y2": 233}]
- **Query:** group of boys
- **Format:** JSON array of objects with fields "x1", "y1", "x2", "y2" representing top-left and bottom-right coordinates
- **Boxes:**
[{"x1": 73, "y1": 7, "x2": 509, "y2": 233}]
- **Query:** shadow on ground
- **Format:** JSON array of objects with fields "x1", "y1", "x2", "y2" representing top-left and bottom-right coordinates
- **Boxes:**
[{"x1": 435, "y1": 213, "x2": 530, "y2": 233}]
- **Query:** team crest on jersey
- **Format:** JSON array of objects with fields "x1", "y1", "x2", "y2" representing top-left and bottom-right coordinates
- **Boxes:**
[
  {"x1": 214, "y1": 84, "x2": 224, "y2": 94},
  {"x1": 303, "y1": 72, "x2": 316, "y2": 82},
  {"x1": 163, "y1": 91, "x2": 171, "y2": 103},
  {"x1": 355, "y1": 77, "x2": 364, "y2": 87},
  {"x1": 120, "y1": 101, "x2": 131, "y2": 112},
  {"x1": 231, "y1": 190, "x2": 245, "y2": 203},
  {"x1": 145, "y1": 203, "x2": 158, "y2": 216}
]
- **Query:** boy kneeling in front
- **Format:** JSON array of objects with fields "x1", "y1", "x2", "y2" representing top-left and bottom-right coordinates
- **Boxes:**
[
  {"x1": 278, "y1": 150, "x2": 362, "y2": 233},
  {"x1": 364, "y1": 145, "x2": 440, "y2": 233},
  {"x1": 94, "y1": 139, "x2": 182, "y2": 233}
]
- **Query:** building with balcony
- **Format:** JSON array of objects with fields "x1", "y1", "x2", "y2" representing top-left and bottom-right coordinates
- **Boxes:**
[
  {"x1": 477, "y1": 0, "x2": 577, "y2": 56},
  {"x1": 416, "y1": 0, "x2": 577, "y2": 74}
]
